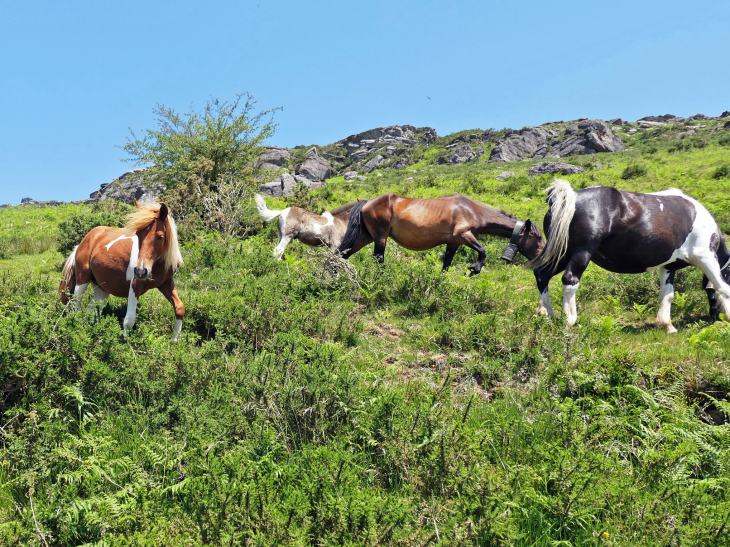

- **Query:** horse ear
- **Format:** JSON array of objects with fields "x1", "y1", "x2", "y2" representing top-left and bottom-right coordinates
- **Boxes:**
[
  {"x1": 524, "y1": 219, "x2": 532, "y2": 233},
  {"x1": 134, "y1": 199, "x2": 141, "y2": 208},
  {"x1": 158, "y1": 203, "x2": 169, "y2": 221}
]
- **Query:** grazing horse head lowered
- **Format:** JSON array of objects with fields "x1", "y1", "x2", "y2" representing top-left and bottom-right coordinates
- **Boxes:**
[
  {"x1": 531, "y1": 179, "x2": 730, "y2": 332},
  {"x1": 59, "y1": 201, "x2": 185, "y2": 340},
  {"x1": 254, "y1": 194, "x2": 371, "y2": 259},
  {"x1": 335, "y1": 192, "x2": 544, "y2": 275}
]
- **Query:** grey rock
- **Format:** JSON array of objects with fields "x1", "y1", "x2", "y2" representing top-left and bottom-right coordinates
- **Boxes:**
[
  {"x1": 343, "y1": 171, "x2": 358, "y2": 180},
  {"x1": 528, "y1": 162, "x2": 585, "y2": 176},
  {"x1": 688, "y1": 114, "x2": 710, "y2": 121},
  {"x1": 608, "y1": 118, "x2": 625, "y2": 126},
  {"x1": 21, "y1": 197, "x2": 36, "y2": 204},
  {"x1": 720, "y1": 111, "x2": 730, "y2": 118},
  {"x1": 637, "y1": 120, "x2": 665, "y2": 129},
  {"x1": 385, "y1": 146, "x2": 407, "y2": 156},
  {"x1": 363, "y1": 155, "x2": 385, "y2": 173},
  {"x1": 259, "y1": 173, "x2": 319, "y2": 197},
  {"x1": 439, "y1": 144, "x2": 477, "y2": 165},
  {"x1": 638, "y1": 114, "x2": 676, "y2": 123},
  {"x1": 675, "y1": 129, "x2": 697, "y2": 139},
  {"x1": 489, "y1": 127, "x2": 555, "y2": 162},
  {"x1": 495, "y1": 171, "x2": 515, "y2": 180},
  {"x1": 306, "y1": 147, "x2": 318, "y2": 158},
  {"x1": 405, "y1": 177, "x2": 414, "y2": 182},
  {"x1": 88, "y1": 168, "x2": 165, "y2": 205},
  {"x1": 356, "y1": 176, "x2": 368, "y2": 181},
  {"x1": 350, "y1": 148, "x2": 374, "y2": 161},
  {"x1": 724, "y1": 121, "x2": 730, "y2": 129},
  {"x1": 297, "y1": 156, "x2": 335, "y2": 182},
  {"x1": 389, "y1": 156, "x2": 411, "y2": 170},
  {"x1": 258, "y1": 147, "x2": 292, "y2": 166},
  {"x1": 320, "y1": 153, "x2": 347, "y2": 164},
  {"x1": 475, "y1": 147, "x2": 486, "y2": 157}
]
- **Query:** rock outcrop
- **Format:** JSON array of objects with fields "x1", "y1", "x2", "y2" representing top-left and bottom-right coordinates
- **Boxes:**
[
  {"x1": 527, "y1": 162, "x2": 585, "y2": 176},
  {"x1": 489, "y1": 120, "x2": 624, "y2": 163},
  {"x1": 259, "y1": 173, "x2": 323, "y2": 198},
  {"x1": 88, "y1": 168, "x2": 165, "y2": 205},
  {"x1": 297, "y1": 154, "x2": 336, "y2": 182},
  {"x1": 439, "y1": 145, "x2": 478, "y2": 165}
]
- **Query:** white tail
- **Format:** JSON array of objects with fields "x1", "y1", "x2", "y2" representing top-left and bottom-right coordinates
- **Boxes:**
[
  {"x1": 530, "y1": 179, "x2": 577, "y2": 271},
  {"x1": 62, "y1": 246, "x2": 78, "y2": 282},
  {"x1": 255, "y1": 194, "x2": 285, "y2": 223}
]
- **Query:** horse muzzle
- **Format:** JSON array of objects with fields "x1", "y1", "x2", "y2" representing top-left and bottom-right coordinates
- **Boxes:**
[
  {"x1": 134, "y1": 267, "x2": 151, "y2": 280},
  {"x1": 501, "y1": 221, "x2": 525, "y2": 263}
]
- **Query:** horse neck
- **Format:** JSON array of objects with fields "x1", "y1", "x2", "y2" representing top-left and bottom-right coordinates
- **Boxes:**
[{"x1": 474, "y1": 203, "x2": 518, "y2": 238}]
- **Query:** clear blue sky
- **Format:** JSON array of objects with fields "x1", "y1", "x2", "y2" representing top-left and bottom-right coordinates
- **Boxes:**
[{"x1": 1, "y1": 0, "x2": 728, "y2": 204}]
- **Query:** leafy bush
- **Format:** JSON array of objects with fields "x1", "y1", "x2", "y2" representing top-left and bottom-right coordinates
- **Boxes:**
[
  {"x1": 620, "y1": 164, "x2": 648, "y2": 179},
  {"x1": 56, "y1": 203, "x2": 129, "y2": 255},
  {"x1": 712, "y1": 164, "x2": 730, "y2": 179}
]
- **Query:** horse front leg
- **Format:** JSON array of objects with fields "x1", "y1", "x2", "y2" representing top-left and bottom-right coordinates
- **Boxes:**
[
  {"x1": 159, "y1": 279, "x2": 185, "y2": 341},
  {"x1": 535, "y1": 268, "x2": 554, "y2": 318},
  {"x1": 561, "y1": 250, "x2": 593, "y2": 326},
  {"x1": 460, "y1": 231, "x2": 486, "y2": 276},
  {"x1": 373, "y1": 237, "x2": 387, "y2": 264},
  {"x1": 441, "y1": 246, "x2": 458, "y2": 273},
  {"x1": 123, "y1": 283, "x2": 139, "y2": 338},
  {"x1": 656, "y1": 267, "x2": 677, "y2": 333},
  {"x1": 703, "y1": 275, "x2": 721, "y2": 322}
]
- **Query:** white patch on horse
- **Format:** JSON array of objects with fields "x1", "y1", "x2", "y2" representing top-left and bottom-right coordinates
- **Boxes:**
[
  {"x1": 73, "y1": 282, "x2": 89, "y2": 311},
  {"x1": 562, "y1": 283, "x2": 580, "y2": 326},
  {"x1": 651, "y1": 190, "x2": 730, "y2": 318},
  {"x1": 173, "y1": 319, "x2": 183, "y2": 342},
  {"x1": 312, "y1": 212, "x2": 335, "y2": 234},
  {"x1": 655, "y1": 267, "x2": 676, "y2": 333},
  {"x1": 104, "y1": 234, "x2": 139, "y2": 281},
  {"x1": 536, "y1": 287, "x2": 554, "y2": 318},
  {"x1": 123, "y1": 283, "x2": 138, "y2": 337}
]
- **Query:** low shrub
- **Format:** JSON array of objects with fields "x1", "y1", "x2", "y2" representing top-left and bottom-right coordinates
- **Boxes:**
[{"x1": 620, "y1": 164, "x2": 648, "y2": 180}]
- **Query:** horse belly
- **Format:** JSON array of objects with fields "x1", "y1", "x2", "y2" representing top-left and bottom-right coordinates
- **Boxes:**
[{"x1": 389, "y1": 217, "x2": 453, "y2": 251}]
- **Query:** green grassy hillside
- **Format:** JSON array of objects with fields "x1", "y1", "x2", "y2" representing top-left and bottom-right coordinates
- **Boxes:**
[{"x1": 1, "y1": 123, "x2": 729, "y2": 546}]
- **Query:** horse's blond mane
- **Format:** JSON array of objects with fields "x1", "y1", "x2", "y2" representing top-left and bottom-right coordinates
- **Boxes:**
[{"x1": 125, "y1": 203, "x2": 183, "y2": 272}]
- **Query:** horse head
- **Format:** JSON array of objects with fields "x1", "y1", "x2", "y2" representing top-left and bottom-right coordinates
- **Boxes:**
[
  {"x1": 127, "y1": 200, "x2": 182, "y2": 280},
  {"x1": 501, "y1": 220, "x2": 546, "y2": 262}
]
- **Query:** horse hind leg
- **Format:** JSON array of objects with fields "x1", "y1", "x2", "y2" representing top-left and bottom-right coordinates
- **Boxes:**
[
  {"x1": 696, "y1": 255, "x2": 730, "y2": 321},
  {"x1": 441, "y1": 246, "x2": 458, "y2": 273},
  {"x1": 88, "y1": 284, "x2": 110, "y2": 322},
  {"x1": 655, "y1": 267, "x2": 677, "y2": 333}
]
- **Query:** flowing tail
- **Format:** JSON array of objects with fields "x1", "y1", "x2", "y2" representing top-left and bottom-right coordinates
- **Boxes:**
[
  {"x1": 254, "y1": 194, "x2": 285, "y2": 223},
  {"x1": 529, "y1": 179, "x2": 577, "y2": 271},
  {"x1": 59, "y1": 246, "x2": 78, "y2": 304},
  {"x1": 336, "y1": 200, "x2": 369, "y2": 258}
]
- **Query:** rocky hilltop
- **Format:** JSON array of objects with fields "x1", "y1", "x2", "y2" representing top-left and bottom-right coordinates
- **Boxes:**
[{"x1": 9, "y1": 111, "x2": 729, "y2": 206}]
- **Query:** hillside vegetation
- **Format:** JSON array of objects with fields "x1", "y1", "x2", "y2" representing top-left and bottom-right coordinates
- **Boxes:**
[{"x1": 1, "y1": 118, "x2": 730, "y2": 546}]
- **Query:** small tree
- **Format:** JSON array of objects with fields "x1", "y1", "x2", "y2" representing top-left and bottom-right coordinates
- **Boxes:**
[
  {"x1": 122, "y1": 92, "x2": 279, "y2": 189},
  {"x1": 122, "y1": 93, "x2": 279, "y2": 236}
]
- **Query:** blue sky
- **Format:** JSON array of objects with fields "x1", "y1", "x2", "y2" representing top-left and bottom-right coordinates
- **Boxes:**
[{"x1": 1, "y1": 0, "x2": 728, "y2": 204}]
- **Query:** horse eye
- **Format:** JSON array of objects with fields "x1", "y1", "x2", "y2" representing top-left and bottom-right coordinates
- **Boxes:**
[{"x1": 157, "y1": 235, "x2": 163, "y2": 240}]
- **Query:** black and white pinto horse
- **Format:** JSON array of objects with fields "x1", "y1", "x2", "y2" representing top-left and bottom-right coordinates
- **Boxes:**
[{"x1": 531, "y1": 179, "x2": 730, "y2": 332}]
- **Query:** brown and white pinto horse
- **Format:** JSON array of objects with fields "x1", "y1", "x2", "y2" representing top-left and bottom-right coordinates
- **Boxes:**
[
  {"x1": 255, "y1": 194, "x2": 373, "y2": 259},
  {"x1": 336, "y1": 193, "x2": 545, "y2": 274},
  {"x1": 531, "y1": 179, "x2": 730, "y2": 331},
  {"x1": 59, "y1": 201, "x2": 185, "y2": 340}
]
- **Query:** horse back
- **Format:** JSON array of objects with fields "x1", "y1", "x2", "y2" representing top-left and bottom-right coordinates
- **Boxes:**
[{"x1": 571, "y1": 187, "x2": 700, "y2": 272}]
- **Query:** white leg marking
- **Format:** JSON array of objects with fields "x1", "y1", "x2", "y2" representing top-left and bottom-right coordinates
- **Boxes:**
[
  {"x1": 123, "y1": 284, "x2": 138, "y2": 337},
  {"x1": 88, "y1": 285, "x2": 110, "y2": 321},
  {"x1": 72, "y1": 282, "x2": 89, "y2": 310},
  {"x1": 655, "y1": 267, "x2": 677, "y2": 333},
  {"x1": 172, "y1": 319, "x2": 183, "y2": 342},
  {"x1": 536, "y1": 288, "x2": 554, "y2": 318},
  {"x1": 273, "y1": 235, "x2": 293, "y2": 260},
  {"x1": 562, "y1": 283, "x2": 580, "y2": 326}
]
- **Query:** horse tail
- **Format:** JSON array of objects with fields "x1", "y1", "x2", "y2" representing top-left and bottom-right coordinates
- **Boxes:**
[
  {"x1": 59, "y1": 246, "x2": 78, "y2": 304},
  {"x1": 254, "y1": 194, "x2": 284, "y2": 223},
  {"x1": 336, "y1": 200, "x2": 369, "y2": 257},
  {"x1": 529, "y1": 179, "x2": 577, "y2": 271}
]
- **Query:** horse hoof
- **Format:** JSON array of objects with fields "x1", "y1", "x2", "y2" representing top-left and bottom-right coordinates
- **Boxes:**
[{"x1": 666, "y1": 325, "x2": 678, "y2": 334}]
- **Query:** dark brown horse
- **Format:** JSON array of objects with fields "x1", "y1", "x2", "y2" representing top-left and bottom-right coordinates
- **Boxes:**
[
  {"x1": 336, "y1": 193, "x2": 545, "y2": 274},
  {"x1": 59, "y1": 201, "x2": 185, "y2": 340}
]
